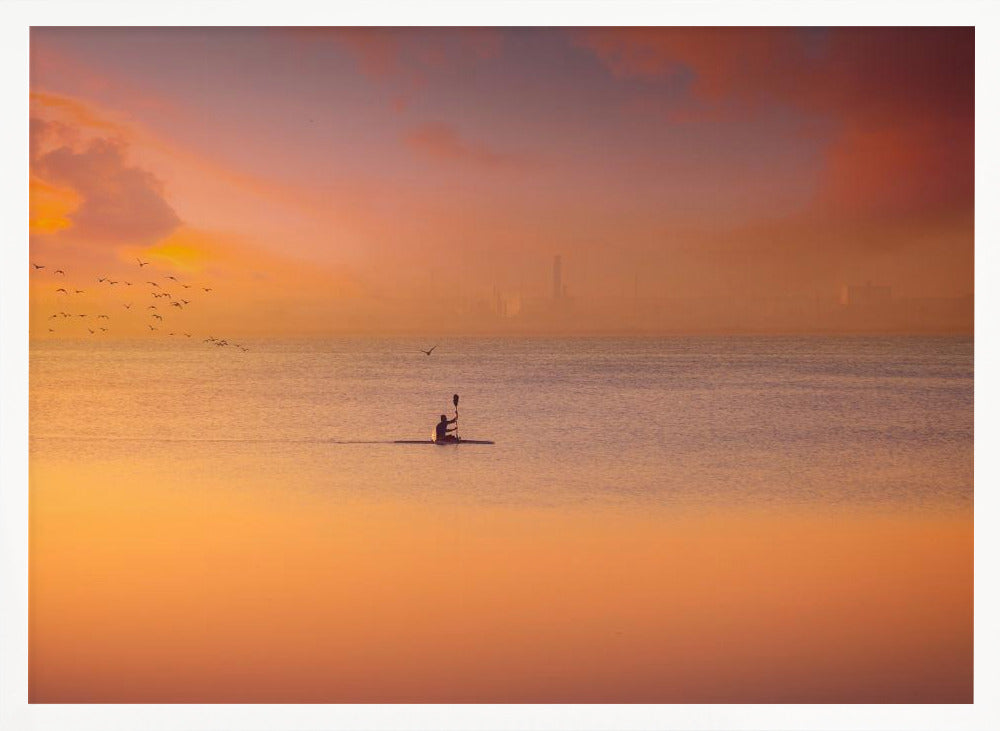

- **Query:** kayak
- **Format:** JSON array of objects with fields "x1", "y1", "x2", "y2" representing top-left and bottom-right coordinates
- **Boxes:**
[{"x1": 394, "y1": 438, "x2": 495, "y2": 445}]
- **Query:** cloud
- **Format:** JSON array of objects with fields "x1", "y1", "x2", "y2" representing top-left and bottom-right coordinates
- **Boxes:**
[
  {"x1": 29, "y1": 178, "x2": 79, "y2": 235},
  {"x1": 405, "y1": 122, "x2": 531, "y2": 170},
  {"x1": 575, "y1": 28, "x2": 973, "y2": 225},
  {"x1": 282, "y1": 28, "x2": 505, "y2": 116},
  {"x1": 323, "y1": 28, "x2": 402, "y2": 79},
  {"x1": 30, "y1": 91, "x2": 127, "y2": 135},
  {"x1": 31, "y1": 118, "x2": 182, "y2": 247},
  {"x1": 285, "y1": 27, "x2": 505, "y2": 78}
]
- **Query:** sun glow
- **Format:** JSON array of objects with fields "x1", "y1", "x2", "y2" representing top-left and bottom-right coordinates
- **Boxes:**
[{"x1": 29, "y1": 178, "x2": 79, "y2": 235}]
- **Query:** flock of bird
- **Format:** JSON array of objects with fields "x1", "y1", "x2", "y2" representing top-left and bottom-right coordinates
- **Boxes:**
[
  {"x1": 36, "y1": 259, "x2": 443, "y2": 358},
  {"x1": 32, "y1": 258, "x2": 249, "y2": 352}
]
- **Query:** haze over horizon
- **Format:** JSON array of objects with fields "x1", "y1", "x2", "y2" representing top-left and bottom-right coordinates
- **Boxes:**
[{"x1": 29, "y1": 27, "x2": 974, "y2": 336}]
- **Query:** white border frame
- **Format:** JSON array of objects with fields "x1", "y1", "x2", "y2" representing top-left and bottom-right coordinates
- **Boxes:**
[{"x1": 2, "y1": 2, "x2": 997, "y2": 729}]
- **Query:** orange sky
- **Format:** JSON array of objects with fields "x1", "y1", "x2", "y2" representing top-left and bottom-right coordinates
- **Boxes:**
[{"x1": 29, "y1": 28, "x2": 974, "y2": 336}]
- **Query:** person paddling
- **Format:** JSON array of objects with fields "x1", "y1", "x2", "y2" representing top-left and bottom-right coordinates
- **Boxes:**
[{"x1": 435, "y1": 414, "x2": 458, "y2": 442}]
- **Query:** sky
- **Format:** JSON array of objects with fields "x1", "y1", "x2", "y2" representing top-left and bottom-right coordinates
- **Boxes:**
[{"x1": 29, "y1": 27, "x2": 974, "y2": 336}]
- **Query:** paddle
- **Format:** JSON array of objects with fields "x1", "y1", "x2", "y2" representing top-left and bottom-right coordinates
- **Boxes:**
[{"x1": 453, "y1": 393, "x2": 459, "y2": 439}]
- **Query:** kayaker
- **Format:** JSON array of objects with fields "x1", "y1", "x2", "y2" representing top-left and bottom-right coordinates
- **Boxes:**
[{"x1": 435, "y1": 414, "x2": 458, "y2": 442}]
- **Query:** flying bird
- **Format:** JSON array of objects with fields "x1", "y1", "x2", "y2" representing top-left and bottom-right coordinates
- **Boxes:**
[
  {"x1": 171, "y1": 301, "x2": 183, "y2": 308},
  {"x1": 124, "y1": 281, "x2": 133, "y2": 286},
  {"x1": 181, "y1": 284, "x2": 191, "y2": 289},
  {"x1": 152, "y1": 314, "x2": 163, "y2": 321},
  {"x1": 166, "y1": 275, "x2": 178, "y2": 282},
  {"x1": 48, "y1": 328, "x2": 54, "y2": 333},
  {"x1": 137, "y1": 258, "x2": 149, "y2": 267},
  {"x1": 98, "y1": 314, "x2": 109, "y2": 319},
  {"x1": 148, "y1": 325, "x2": 157, "y2": 331},
  {"x1": 202, "y1": 287, "x2": 213, "y2": 292},
  {"x1": 181, "y1": 299, "x2": 190, "y2": 305},
  {"x1": 48, "y1": 314, "x2": 57, "y2": 319},
  {"x1": 74, "y1": 289, "x2": 85, "y2": 294},
  {"x1": 32, "y1": 263, "x2": 45, "y2": 270},
  {"x1": 420, "y1": 345, "x2": 437, "y2": 356},
  {"x1": 123, "y1": 304, "x2": 132, "y2": 309},
  {"x1": 184, "y1": 333, "x2": 191, "y2": 338},
  {"x1": 147, "y1": 305, "x2": 157, "y2": 310},
  {"x1": 108, "y1": 280, "x2": 118, "y2": 285},
  {"x1": 77, "y1": 314, "x2": 86, "y2": 318},
  {"x1": 88, "y1": 328, "x2": 95, "y2": 335},
  {"x1": 98, "y1": 277, "x2": 106, "y2": 283},
  {"x1": 147, "y1": 281, "x2": 159, "y2": 287},
  {"x1": 100, "y1": 327, "x2": 108, "y2": 333},
  {"x1": 56, "y1": 288, "x2": 67, "y2": 294},
  {"x1": 54, "y1": 269, "x2": 65, "y2": 275}
]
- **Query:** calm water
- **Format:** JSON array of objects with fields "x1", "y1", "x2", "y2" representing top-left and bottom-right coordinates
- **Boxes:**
[
  {"x1": 29, "y1": 336, "x2": 974, "y2": 702},
  {"x1": 31, "y1": 336, "x2": 973, "y2": 511}
]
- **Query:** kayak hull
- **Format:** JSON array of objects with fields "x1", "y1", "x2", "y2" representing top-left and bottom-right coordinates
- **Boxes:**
[{"x1": 394, "y1": 439, "x2": 495, "y2": 445}]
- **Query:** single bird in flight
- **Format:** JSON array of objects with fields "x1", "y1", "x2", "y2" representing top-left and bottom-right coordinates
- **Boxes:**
[
  {"x1": 166, "y1": 275, "x2": 178, "y2": 282},
  {"x1": 421, "y1": 345, "x2": 438, "y2": 356},
  {"x1": 32, "y1": 263, "x2": 45, "y2": 270},
  {"x1": 137, "y1": 258, "x2": 149, "y2": 267},
  {"x1": 147, "y1": 281, "x2": 159, "y2": 287},
  {"x1": 148, "y1": 325, "x2": 157, "y2": 331},
  {"x1": 123, "y1": 304, "x2": 132, "y2": 309},
  {"x1": 152, "y1": 314, "x2": 163, "y2": 320},
  {"x1": 54, "y1": 269, "x2": 65, "y2": 275},
  {"x1": 74, "y1": 289, "x2": 84, "y2": 294},
  {"x1": 56, "y1": 288, "x2": 67, "y2": 294},
  {"x1": 202, "y1": 287, "x2": 213, "y2": 292}
]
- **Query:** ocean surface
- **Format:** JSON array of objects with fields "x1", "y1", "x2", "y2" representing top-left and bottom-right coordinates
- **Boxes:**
[
  {"x1": 28, "y1": 336, "x2": 974, "y2": 702},
  {"x1": 31, "y1": 336, "x2": 973, "y2": 510}
]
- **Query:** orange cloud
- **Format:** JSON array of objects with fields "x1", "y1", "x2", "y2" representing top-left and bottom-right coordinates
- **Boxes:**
[
  {"x1": 31, "y1": 124, "x2": 182, "y2": 247},
  {"x1": 405, "y1": 122, "x2": 532, "y2": 170},
  {"x1": 30, "y1": 178, "x2": 80, "y2": 235},
  {"x1": 286, "y1": 27, "x2": 505, "y2": 77},
  {"x1": 30, "y1": 90, "x2": 127, "y2": 136},
  {"x1": 576, "y1": 28, "x2": 974, "y2": 226}
]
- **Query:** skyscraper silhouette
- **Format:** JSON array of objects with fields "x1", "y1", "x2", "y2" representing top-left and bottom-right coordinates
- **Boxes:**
[{"x1": 553, "y1": 255, "x2": 562, "y2": 301}]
